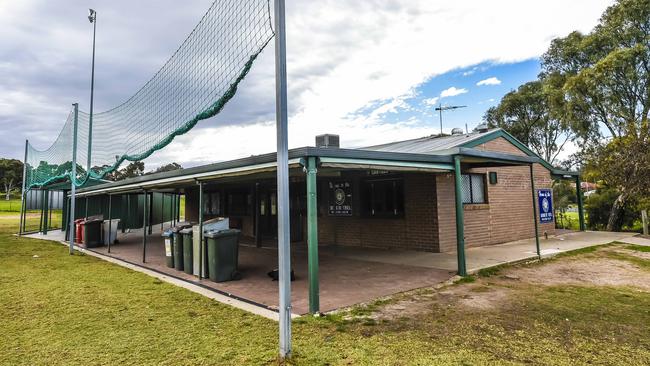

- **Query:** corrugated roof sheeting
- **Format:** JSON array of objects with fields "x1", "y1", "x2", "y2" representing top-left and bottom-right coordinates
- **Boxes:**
[{"x1": 363, "y1": 129, "x2": 497, "y2": 154}]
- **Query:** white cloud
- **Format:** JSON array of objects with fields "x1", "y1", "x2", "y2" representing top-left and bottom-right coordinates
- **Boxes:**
[
  {"x1": 423, "y1": 97, "x2": 439, "y2": 106},
  {"x1": 440, "y1": 87, "x2": 469, "y2": 98},
  {"x1": 477, "y1": 77, "x2": 502, "y2": 86},
  {"x1": 0, "y1": 0, "x2": 614, "y2": 166}
]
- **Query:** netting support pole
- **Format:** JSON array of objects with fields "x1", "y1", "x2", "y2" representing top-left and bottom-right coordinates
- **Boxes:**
[
  {"x1": 275, "y1": 0, "x2": 292, "y2": 358},
  {"x1": 19, "y1": 140, "x2": 28, "y2": 235},
  {"x1": 69, "y1": 103, "x2": 79, "y2": 255},
  {"x1": 87, "y1": 11, "x2": 97, "y2": 172}
]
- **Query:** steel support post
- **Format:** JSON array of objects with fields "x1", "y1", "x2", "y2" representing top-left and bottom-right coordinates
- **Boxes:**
[
  {"x1": 48, "y1": 191, "x2": 53, "y2": 230},
  {"x1": 576, "y1": 175, "x2": 585, "y2": 231},
  {"x1": 274, "y1": 0, "x2": 292, "y2": 357},
  {"x1": 453, "y1": 156, "x2": 467, "y2": 276},
  {"x1": 198, "y1": 182, "x2": 204, "y2": 279},
  {"x1": 39, "y1": 189, "x2": 44, "y2": 233},
  {"x1": 42, "y1": 189, "x2": 49, "y2": 235},
  {"x1": 69, "y1": 103, "x2": 79, "y2": 255},
  {"x1": 87, "y1": 13, "x2": 96, "y2": 172},
  {"x1": 161, "y1": 193, "x2": 165, "y2": 231},
  {"x1": 142, "y1": 190, "x2": 148, "y2": 263},
  {"x1": 107, "y1": 194, "x2": 112, "y2": 253},
  {"x1": 306, "y1": 157, "x2": 319, "y2": 313},
  {"x1": 530, "y1": 164, "x2": 541, "y2": 258},
  {"x1": 148, "y1": 193, "x2": 153, "y2": 235},
  {"x1": 254, "y1": 182, "x2": 261, "y2": 247},
  {"x1": 19, "y1": 140, "x2": 28, "y2": 235}
]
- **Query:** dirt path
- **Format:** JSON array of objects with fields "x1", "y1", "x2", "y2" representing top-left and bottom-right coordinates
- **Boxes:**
[{"x1": 368, "y1": 244, "x2": 650, "y2": 321}]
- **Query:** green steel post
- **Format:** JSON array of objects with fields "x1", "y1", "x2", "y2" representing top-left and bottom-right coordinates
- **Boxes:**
[
  {"x1": 198, "y1": 182, "x2": 204, "y2": 279},
  {"x1": 160, "y1": 193, "x2": 165, "y2": 231},
  {"x1": 576, "y1": 175, "x2": 585, "y2": 231},
  {"x1": 62, "y1": 193, "x2": 68, "y2": 237},
  {"x1": 48, "y1": 191, "x2": 53, "y2": 230},
  {"x1": 107, "y1": 194, "x2": 112, "y2": 253},
  {"x1": 39, "y1": 189, "x2": 44, "y2": 233},
  {"x1": 19, "y1": 140, "x2": 28, "y2": 235},
  {"x1": 453, "y1": 156, "x2": 467, "y2": 276},
  {"x1": 171, "y1": 192, "x2": 176, "y2": 227},
  {"x1": 148, "y1": 193, "x2": 153, "y2": 235},
  {"x1": 142, "y1": 190, "x2": 148, "y2": 263},
  {"x1": 42, "y1": 189, "x2": 49, "y2": 235},
  {"x1": 530, "y1": 164, "x2": 541, "y2": 258},
  {"x1": 306, "y1": 157, "x2": 319, "y2": 313}
]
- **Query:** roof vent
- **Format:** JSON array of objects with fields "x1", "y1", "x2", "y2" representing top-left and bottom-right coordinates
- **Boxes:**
[
  {"x1": 451, "y1": 128, "x2": 464, "y2": 136},
  {"x1": 474, "y1": 123, "x2": 489, "y2": 133},
  {"x1": 315, "y1": 134, "x2": 340, "y2": 148}
]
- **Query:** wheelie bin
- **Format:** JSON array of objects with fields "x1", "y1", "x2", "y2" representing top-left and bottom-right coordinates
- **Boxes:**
[
  {"x1": 161, "y1": 230, "x2": 174, "y2": 268},
  {"x1": 171, "y1": 223, "x2": 192, "y2": 271},
  {"x1": 180, "y1": 228, "x2": 193, "y2": 275},
  {"x1": 82, "y1": 218, "x2": 103, "y2": 248},
  {"x1": 204, "y1": 229, "x2": 241, "y2": 282}
]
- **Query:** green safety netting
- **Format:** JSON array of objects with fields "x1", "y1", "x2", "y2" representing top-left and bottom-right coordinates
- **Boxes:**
[{"x1": 25, "y1": 0, "x2": 274, "y2": 189}]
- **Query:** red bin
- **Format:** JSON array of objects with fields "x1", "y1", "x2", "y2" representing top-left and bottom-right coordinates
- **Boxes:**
[{"x1": 75, "y1": 219, "x2": 85, "y2": 244}]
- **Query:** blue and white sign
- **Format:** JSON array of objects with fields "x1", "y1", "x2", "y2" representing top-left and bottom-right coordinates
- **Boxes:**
[{"x1": 538, "y1": 189, "x2": 554, "y2": 223}]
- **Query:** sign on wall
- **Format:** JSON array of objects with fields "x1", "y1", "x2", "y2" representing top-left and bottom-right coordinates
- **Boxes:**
[
  {"x1": 537, "y1": 189, "x2": 554, "y2": 223},
  {"x1": 328, "y1": 181, "x2": 353, "y2": 216}
]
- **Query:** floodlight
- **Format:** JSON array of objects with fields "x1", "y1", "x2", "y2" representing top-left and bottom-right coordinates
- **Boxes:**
[{"x1": 88, "y1": 9, "x2": 96, "y2": 23}]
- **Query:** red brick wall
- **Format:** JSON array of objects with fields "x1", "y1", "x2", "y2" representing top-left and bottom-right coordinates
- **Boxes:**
[
  {"x1": 317, "y1": 173, "x2": 439, "y2": 252},
  {"x1": 436, "y1": 137, "x2": 556, "y2": 252}
]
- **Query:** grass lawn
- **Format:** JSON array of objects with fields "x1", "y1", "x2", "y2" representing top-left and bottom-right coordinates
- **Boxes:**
[
  {"x1": 1, "y1": 215, "x2": 650, "y2": 365},
  {"x1": 0, "y1": 198, "x2": 22, "y2": 212}
]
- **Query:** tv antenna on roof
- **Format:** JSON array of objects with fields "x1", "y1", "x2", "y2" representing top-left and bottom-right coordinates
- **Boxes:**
[{"x1": 434, "y1": 104, "x2": 467, "y2": 135}]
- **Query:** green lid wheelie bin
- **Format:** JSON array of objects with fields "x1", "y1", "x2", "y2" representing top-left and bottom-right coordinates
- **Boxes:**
[
  {"x1": 180, "y1": 228, "x2": 193, "y2": 275},
  {"x1": 205, "y1": 229, "x2": 241, "y2": 282},
  {"x1": 161, "y1": 230, "x2": 174, "y2": 268},
  {"x1": 171, "y1": 223, "x2": 192, "y2": 271},
  {"x1": 82, "y1": 218, "x2": 103, "y2": 248}
]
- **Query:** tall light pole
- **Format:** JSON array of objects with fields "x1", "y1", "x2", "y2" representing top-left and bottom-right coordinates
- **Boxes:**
[
  {"x1": 87, "y1": 9, "x2": 97, "y2": 173},
  {"x1": 435, "y1": 104, "x2": 466, "y2": 135}
]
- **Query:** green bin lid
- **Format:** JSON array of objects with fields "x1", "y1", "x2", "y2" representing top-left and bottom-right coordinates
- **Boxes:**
[
  {"x1": 179, "y1": 228, "x2": 193, "y2": 234},
  {"x1": 204, "y1": 229, "x2": 240, "y2": 238}
]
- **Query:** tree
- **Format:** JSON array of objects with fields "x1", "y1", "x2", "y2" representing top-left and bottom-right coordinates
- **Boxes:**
[
  {"x1": 484, "y1": 79, "x2": 573, "y2": 165},
  {"x1": 149, "y1": 162, "x2": 182, "y2": 174},
  {"x1": 105, "y1": 161, "x2": 145, "y2": 181},
  {"x1": 541, "y1": 0, "x2": 650, "y2": 231},
  {"x1": 0, "y1": 159, "x2": 23, "y2": 200}
]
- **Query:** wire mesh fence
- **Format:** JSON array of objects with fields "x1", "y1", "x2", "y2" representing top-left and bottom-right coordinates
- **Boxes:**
[{"x1": 26, "y1": 0, "x2": 274, "y2": 189}]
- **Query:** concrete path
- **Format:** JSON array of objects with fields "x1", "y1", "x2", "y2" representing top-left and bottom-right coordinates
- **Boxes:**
[
  {"x1": 20, "y1": 230, "x2": 285, "y2": 321},
  {"x1": 324, "y1": 231, "x2": 640, "y2": 274}
]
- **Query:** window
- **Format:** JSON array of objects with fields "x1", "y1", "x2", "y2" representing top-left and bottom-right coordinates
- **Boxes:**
[
  {"x1": 362, "y1": 178, "x2": 404, "y2": 217},
  {"x1": 461, "y1": 174, "x2": 486, "y2": 204},
  {"x1": 202, "y1": 192, "x2": 222, "y2": 215}
]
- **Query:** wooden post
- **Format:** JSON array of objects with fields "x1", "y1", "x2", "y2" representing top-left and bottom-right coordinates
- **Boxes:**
[{"x1": 642, "y1": 210, "x2": 648, "y2": 236}]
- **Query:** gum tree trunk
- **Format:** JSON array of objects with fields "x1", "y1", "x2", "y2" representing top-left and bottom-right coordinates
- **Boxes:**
[{"x1": 606, "y1": 192, "x2": 627, "y2": 232}]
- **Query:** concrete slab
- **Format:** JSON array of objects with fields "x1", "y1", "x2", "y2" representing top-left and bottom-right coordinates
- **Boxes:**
[
  {"x1": 320, "y1": 230, "x2": 638, "y2": 273},
  {"x1": 23, "y1": 227, "x2": 454, "y2": 315},
  {"x1": 617, "y1": 235, "x2": 650, "y2": 247}
]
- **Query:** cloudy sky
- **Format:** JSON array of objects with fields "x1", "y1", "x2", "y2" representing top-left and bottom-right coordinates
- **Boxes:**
[{"x1": 0, "y1": 0, "x2": 613, "y2": 169}]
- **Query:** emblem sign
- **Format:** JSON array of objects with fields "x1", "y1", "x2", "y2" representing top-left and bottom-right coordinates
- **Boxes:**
[
  {"x1": 537, "y1": 189, "x2": 554, "y2": 223},
  {"x1": 328, "y1": 181, "x2": 353, "y2": 216}
]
